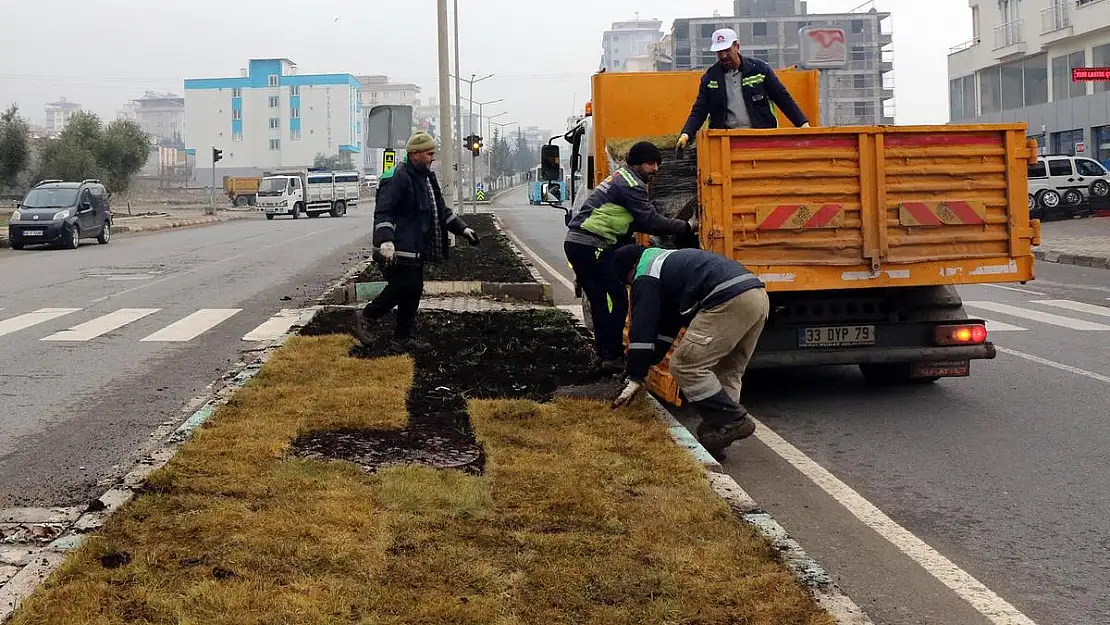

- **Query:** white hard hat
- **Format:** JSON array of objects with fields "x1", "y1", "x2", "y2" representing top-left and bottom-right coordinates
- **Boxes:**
[{"x1": 710, "y1": 28, "x2": 739, "y2": 52}]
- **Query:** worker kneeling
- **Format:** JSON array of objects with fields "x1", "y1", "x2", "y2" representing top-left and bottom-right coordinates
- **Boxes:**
[{"x1": 610, "y1": 244, "x2": 769, "y2": 454}]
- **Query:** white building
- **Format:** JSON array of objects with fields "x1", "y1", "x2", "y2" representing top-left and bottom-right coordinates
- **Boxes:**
[
  {"x1": 948, "y1": 0, "x2": 1110, "y2": 162},
  {"x1": 185, "y1": 58, "x2": 361, "y2": 185},
  {"x1": 357, "y1": 75, "x2": 420, "y2": 108},
  {"x1": 123, "y1": 92, "x2": 186, "y2": 146},
  {"x1": 601, "y1": 17, "x2": 664, "y2": 72},
  {"x1": 44, "y1": 98, "x2": 82, "y2": 135}
]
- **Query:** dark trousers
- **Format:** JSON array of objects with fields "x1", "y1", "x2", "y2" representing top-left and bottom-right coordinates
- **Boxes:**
[
  {"x1": 564, "y1": 240, "x2": 628, "y2": 361},
  {"x1": 361, "y1": 262, "x2": 424, "y2": 339}
]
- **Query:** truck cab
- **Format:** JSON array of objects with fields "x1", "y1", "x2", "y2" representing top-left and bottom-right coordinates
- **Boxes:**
[{"x1": 257, "y1": 174, "x2": 303, "y2": 219}]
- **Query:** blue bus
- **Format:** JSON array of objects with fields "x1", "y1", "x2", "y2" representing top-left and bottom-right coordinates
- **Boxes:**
[{"x1": 528, "y1": 165, "x2": 565, "y2": 205}]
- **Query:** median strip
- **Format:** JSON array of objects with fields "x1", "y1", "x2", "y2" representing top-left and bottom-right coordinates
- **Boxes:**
[{"x1": 8, "y1": 306, "x2": 834, "y2": 625}]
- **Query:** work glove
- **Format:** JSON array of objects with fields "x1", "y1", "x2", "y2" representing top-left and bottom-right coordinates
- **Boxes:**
[
  {"x1": 687, "y1": 214, "x2": 700, "y2": 233},
  {"x1": 676, "y1": 133, "x2": 690, "y2": 150},
  {"x1": 611, "y1": 379, "x2": 643, "y2": 409},
  {"x1": 378, "y1": 241, "x2": 396, "y2": 266},
  {"x1": 463, "y1": 228, "x2": 481, "y2": 245},
  {"x1": 800, "y1": 122, "x2": 811, "y2": 128}
]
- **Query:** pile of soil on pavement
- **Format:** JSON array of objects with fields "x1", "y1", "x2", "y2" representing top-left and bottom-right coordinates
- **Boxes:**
[
  {"x1": 354, "y1": 213, "x2": 534, "y2": 283},
  {"x1": 293, "y1": 307, "x2": 605, "y2": 473}
]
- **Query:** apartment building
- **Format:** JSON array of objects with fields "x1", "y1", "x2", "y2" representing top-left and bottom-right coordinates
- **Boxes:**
[
  {"x1": 666, "y1": 0, "x2": 895, "y2": 125},
  {"x1": 44, "y1": 98, "x2": 82, "y2": 135},
  {"x1": 184, "y1": 58, "x2": 361, "y2": 185},
  {"x1": 601, "y1": 17, "x2": 665, "y2": 72},
  {"x1": 121, "y1": 92, "x2": 186, "y2": 146},
  {"x1": 948, "y1": 0, "x2": 1110, "y2": 162}
]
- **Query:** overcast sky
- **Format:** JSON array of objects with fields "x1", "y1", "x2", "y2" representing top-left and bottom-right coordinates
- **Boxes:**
[{"x1": 2, "y1": 0, "x2": 971, "y2": 135}]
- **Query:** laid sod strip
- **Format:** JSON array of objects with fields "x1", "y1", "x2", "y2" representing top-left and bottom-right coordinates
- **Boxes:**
[
  {"x1": 356, "y1": 213, "x2": 534, "y2": 284},
  {"x1": 11, "y1": 311, "x2": 833, "y2": 625}
]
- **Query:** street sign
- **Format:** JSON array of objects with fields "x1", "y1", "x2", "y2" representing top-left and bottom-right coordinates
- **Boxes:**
[
  {"x1": 475, "y1": 182, "x2": 484, "y2": 191},
  {"x1": 475, "y1": 189, "x2": 486, "y2": 201},
  {"x1": 1072, "y1": 67, "x2": 1110, "y2": 81},
  {"x1": 799, "y1": 27, "x2": 848, "y2": 70},
  {"x1": 366, "y1": 105, "x2": 414, "y2": 150},
  {"x1": 382, "y1": 149, "x2": 396, "y2": 174}
]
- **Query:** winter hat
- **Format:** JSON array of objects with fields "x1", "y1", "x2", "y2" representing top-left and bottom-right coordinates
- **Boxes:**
[
  {"x1": 613, "y1": 244, "x2": 646, "y2": 284},
  {"x1": 406, "y1": 131, "x2": 436, "y2": 153},
  {"x1": 626, "y1": 141, "x2": 663, "y2": 166}
]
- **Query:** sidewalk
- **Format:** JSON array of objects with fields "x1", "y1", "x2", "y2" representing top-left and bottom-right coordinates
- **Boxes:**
[
  {"x1": 1034, "y1": 215, "x2": 1110, "y2": 269},
  {"x1": 1, "y1": 207, "x2": 253, "y2": 249}
]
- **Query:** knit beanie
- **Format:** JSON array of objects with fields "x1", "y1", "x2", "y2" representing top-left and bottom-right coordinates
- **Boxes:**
[
  {"x1": 626, "y1": 141, "x2": 663, "y2": 166},
  {"x1": 406, "y1": 131, "x2": 436, "y2": 153},
  {"x1": 613, "y1": 244, "x2": 646, "y2": 284}
]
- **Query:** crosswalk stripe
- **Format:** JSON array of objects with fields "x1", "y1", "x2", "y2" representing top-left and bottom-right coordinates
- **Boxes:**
[
  {"x1": 41, "y1": 308, "x2": 160, "y2": 341},
  {"x1": 964, "y1": 301, "x2": 1110, "y2": 331},
  {"x1": 242, "y1": 309, "x2": 301, "y2": 342},
  {"x1": 982, "y1": 318, "x2": 1027, "y2": 332},
  {"x1": 1032, "y1": 299, "x2": 1110, "y2": 318},
  {"x1": 141, "y1": 309, "x2": 241, "y2": 342},
  {"x1": 0, "y1": 308, "x2": 82, "y2": 339}
]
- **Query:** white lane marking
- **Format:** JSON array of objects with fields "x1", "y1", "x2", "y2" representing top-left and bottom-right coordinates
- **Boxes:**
[
  {"x1": 0, "y1": 308, "x2": 82, "y2": 339},
  {"x1": 981, "y1": 283, "x2": 1045, "y2": 296},
  {"x1": 242, "y1": 309, "x2": 301, "y2": 342},
  {"x1": 141, "y1": 309, "x2": 241, "y2": 342},
  {"x1": 89, "y1": 224, "x2": 346, "y2": 304},
  {"x1": 1032, "y1": 299, "x2": 1110, "y2": 318},
  {"x1": 752, "y1": 419, "x2": 1040, "y2": 625},
  {"x1": 41, "y1": 308, "x2": 160, "y2": 341},
  {"x1": 982, "y1": 319, "x2": 1027, "y2": 332},
  {"x1": 501, "y1": 229, "x2": 576, "y2": 293},
  {"x1": 963, "y1": 301, "x2": 1110, "y2": 331},
  {"x1": 106, "y1": 275, "x2": 153, "y2": 282},
  {"x1": 997, "y1": 347, "x2": 1110, "y2": 384}
]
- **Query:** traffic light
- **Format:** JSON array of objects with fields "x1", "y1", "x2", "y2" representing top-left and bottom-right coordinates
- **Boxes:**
[
  {"x1": 467, "y1": 135, "x2": 482, "y2": 156},
  {"x1": 212, "y1": 147, "x2": 223, "y2": 163}
]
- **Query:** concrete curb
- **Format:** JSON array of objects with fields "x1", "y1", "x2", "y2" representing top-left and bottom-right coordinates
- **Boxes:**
[
  {"x1": 0, "y1": 307, "x2": 322, "y2": 622},
  {"x1": 0, "y1": 214, "x2": 251, "y2": 249},
  {"x1": 645, "y1": 397, "x2": 874, "y2": 625},
  {"x1": 1033, "y1": 248, "x2": 1110, "y2": 270}
]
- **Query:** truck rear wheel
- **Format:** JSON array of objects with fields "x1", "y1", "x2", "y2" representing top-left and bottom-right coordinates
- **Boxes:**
[
  {"x1": 331, "y1": 201, "x2": 346, "y2": 217},
  {"x1": 234, "y1": 195, "x2": 248, "y2": 207}
]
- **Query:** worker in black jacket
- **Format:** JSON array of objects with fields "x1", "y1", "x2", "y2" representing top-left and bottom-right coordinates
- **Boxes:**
[
  {"x1": 353, "y1": 131, "x2": 480, "y2": 351},
  {"x1": 677, "y1": 28, "x2": 809, "y2": 149},
  {"x1": 564, "y1": 142, "x2": 696, "y2": 373},
  {"x1": 609, "y1": 244, "x2": 770, "y2": 455}
]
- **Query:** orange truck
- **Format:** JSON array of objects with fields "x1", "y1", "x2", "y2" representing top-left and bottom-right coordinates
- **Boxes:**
[
  {"x1": 222, "y1": 176, "x2": 260, "y2": 207},
  {"x1": 560, "y1": 70, "x2": 1041, "y2": 402}
]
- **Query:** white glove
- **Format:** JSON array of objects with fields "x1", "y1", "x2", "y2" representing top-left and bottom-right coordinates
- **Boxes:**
[
  {"x1": 800, "y1": 122, "x2": 811, "y2": 128},
  {"x1": 462, "y1": 228, "x2": 480, "y2": 245},
  {"x1": 687, "y1": 214, "x2": 700, "y2": 233},
  {"x1": 379, "y1": 241, "x2": 396, "y2": 266},
  {"x1": 676, "y1": 133, "x2": 690, "y2": 149},
  {"x1": 611, "y1": 380, "x2": 643, "y2": 409}
]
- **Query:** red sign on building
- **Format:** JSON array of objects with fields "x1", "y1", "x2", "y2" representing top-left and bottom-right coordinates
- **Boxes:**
[{"x1": 1072, "y1": 67, "x2": 1110, "y2": 82}]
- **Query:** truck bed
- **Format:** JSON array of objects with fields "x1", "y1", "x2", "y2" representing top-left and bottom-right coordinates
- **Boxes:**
[{"x1": 697, "y1": 125, "x2": 1041, "y2": 291}]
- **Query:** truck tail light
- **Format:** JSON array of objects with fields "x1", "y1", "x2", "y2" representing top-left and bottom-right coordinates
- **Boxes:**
[{"x1": 934, "y1": 324, "x2": 988, "y2": 346}]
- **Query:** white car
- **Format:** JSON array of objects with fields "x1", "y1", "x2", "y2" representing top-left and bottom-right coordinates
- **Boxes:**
[{"x1": 1028, "y1": 155, "x2": 1110, "y2": 213}]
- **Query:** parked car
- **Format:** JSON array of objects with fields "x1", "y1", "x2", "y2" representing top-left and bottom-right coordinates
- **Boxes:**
[
  {"x1": 363, "y1": 174, "x2": 379, "y2": 192},
  {"x1": 7, "y1": 180, "x2": 112, "y2": 250},
  {"x1": 1028, "y1": 154, "x2": 1110, "y2": 218}
]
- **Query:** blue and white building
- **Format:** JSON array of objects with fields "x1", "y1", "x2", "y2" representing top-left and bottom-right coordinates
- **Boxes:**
[{"x1": 185, "y1": 58, "x2": 362, "y2": 184}]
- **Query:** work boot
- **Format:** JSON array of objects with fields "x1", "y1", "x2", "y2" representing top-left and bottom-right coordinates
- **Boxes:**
[
  {"x1": 696, "y1": 415, "x2": 757, "y2": 454},
  {"x1": 351, "y1": 309, "x2": 375, "y2": 347},
  {"x1": 389, "y1": 337, "x2": 431, "y2": 354}
]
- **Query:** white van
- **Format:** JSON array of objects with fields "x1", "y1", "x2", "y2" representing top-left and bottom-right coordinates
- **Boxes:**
[{"x1": 1028, "y1": 155, "x2": 1110, "y2": 214}]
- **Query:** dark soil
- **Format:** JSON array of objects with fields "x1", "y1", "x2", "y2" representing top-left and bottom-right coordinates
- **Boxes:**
[
  {"x1": 293, "y1": 308, "x2": 606, "y2": 473},
  {"x1": 353, "y1": 213, "x2": 534, "y2": 283}
]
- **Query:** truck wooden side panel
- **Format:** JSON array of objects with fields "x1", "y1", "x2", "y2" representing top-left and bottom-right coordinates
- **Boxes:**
[
  {"x1": 590, "y1": 70, "x2": 820, "y2": 183},
  {"x1": 697, "y1": 125, "x2": 1039, "y2": 291}
]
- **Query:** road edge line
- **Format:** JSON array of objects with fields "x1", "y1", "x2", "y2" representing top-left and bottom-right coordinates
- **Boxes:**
[{"x1": 644, "y1": 397, "x2": 874, "y2": 625}]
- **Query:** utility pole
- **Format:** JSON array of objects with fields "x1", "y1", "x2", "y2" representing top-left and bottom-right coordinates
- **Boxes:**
[
  {"x1": 436, "y1": 0, "x2": 456, "y2": 206},
  {"x1": 452, "y1": 0, "x2": 463, "y2": 213},
  {"x1": 452, "y1": 73, "x2": 494, "y2": 213}
]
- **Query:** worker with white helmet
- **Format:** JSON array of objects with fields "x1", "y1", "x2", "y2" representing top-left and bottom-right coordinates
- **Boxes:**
[{"x1": 677, "y1": 27, "x2": 810, "y2": 149}]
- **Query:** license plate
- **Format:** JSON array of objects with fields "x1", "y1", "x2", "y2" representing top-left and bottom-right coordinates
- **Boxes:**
[
  {"x1": 799, "y1": 325, "x2": 876, "y2": 348},
  {"x1": 914, "y1": 360, "x2": 970, "y2": 377},
  {"x1": 22, "y1": 230, "x2": 43, "y2": 236}
]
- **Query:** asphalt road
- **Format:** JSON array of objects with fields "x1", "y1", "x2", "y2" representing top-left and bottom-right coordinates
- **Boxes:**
[
  {"x1": 0, "y1": 211, "x2": 371, "y2": 508},
  {"x1": 490, "y1": 187, "x2": 1110, "y2": 625}
]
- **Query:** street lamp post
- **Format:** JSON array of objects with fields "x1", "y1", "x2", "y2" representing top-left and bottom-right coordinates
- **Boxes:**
[
  {"x1": 491, "y1": 120, "x2": 519, "y2": 189},
  {"x1": 436, "y1": 0, "x2": 455, "y2": 206},
  {"x1": 451, "y1": 73, "x2": 494, "y2": 213}
]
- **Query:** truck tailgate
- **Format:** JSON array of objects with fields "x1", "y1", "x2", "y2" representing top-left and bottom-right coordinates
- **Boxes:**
[{"x1": 697, "y1": 125, "x2": 1040, "y2": 291}]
